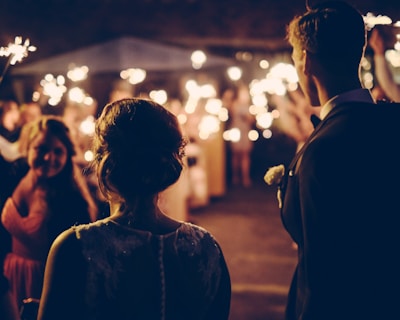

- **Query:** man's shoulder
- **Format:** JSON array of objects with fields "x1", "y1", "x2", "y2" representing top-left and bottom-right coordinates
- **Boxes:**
[{"x1": 339, "y1": 100, "x2": 400, "y2": 116}]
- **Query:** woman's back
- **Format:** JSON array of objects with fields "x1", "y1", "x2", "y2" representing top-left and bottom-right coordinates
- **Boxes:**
[
  {"x1": 39, "y1": 220, "x2": 231, "y2": 320},
  {"x1": 38, "y1": 98, "x2": 231, "y2": 319}
]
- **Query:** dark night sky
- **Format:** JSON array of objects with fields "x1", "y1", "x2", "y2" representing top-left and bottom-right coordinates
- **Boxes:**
[
  {"x1": 1, "y1": 0, "x2": 399, "y2": 62},
  {"x1": 0, "y1": 0, "x2": 399, "y2": 101}
]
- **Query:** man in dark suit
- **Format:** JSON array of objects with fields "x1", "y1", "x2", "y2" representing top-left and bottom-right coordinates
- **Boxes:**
[{"x1": 281, "y1": 1, "x2": 400, "y2": 319}]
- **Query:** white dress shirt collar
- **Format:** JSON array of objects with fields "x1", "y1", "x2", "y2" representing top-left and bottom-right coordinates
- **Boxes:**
[{"x1": 320, "y1": 88, "x2": 375, "y2": 120}]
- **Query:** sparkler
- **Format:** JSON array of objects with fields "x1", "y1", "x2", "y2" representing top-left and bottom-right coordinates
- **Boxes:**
[{"x1": 0, "y1": 36, "x2": 36, "y2": 85}]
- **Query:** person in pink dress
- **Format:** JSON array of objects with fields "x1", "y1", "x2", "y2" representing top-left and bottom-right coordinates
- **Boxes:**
[{"x1": 1, "y1": 115, "x2": 97, "y2": 311}]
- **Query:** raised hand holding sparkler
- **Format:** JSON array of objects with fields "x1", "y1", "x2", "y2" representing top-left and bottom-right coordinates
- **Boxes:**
[{"x1": 0, "y1": 36, "x2": 36, "y2": 85}]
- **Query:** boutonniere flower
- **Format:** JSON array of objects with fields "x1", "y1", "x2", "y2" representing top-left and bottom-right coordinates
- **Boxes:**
[
  {"x1": 264, "y1": 164, "x2": 285, "y2": 208},
  {"x1": 264, "y1": 164, "x2": 285, "y2": 186}
]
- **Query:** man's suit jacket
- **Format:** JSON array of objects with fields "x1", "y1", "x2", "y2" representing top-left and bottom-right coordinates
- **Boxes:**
[{"x1": 281, "y1": 101, "x2": 400, "y2": 320}]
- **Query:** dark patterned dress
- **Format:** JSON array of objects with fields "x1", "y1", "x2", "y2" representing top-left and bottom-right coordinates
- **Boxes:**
[{"x1": 43, "y1": 220, "x2": 231, "y2": 320}]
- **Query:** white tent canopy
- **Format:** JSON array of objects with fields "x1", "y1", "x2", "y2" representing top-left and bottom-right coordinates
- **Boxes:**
[{"x1": 11, "y1": 36, "x2": 233, "y2": 76}]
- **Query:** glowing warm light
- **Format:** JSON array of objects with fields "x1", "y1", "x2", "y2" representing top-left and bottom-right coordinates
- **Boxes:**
[
  {"x1": 363, "y1": 72, "x2": 373, "y2": 83},
  {"x1": 287, "y1": 82, "x2": 298, "y2": 91},
  {"x1": 218, "y1": 108, "x2": 229, "y2": 122},
  {"x1": 269, "y1": 63, "x2": 299, "y2": 84},
  {"x1": 271, "y1": 109, "x2": 280, "y2": 119},
  {"x1": 259, "y1": 59, "x2": 270, "y2": 69},
  {"x1": 68, "y1": 87, "x2": 86, "y2": 103},
  {"x1": 32, "y1": 91, "x2": 40, "y2": 102},
  {"x1": 185, "y1": 79, "x2": 197, "y2": 92},
  {"x1": 251, "y1": 94, "x2": 268, "y2": 107},
  {"x1": 204, "y1": 98, "x2": 222, "y2": 115},
  {"x1": 191, "y1": 50, "x2": 207, "y2": 69},
  {"x1": 386, "y1": 50, "x2": 400, "y2": 67},
  {"x1": 363, "y1": 13, "x2": 392, "y2": 29},
  {"x1": 198, "y1": 115, "x2": 220, "y2": 138},
  {"x1": 395, "y1": 41, "x2": 400, "y2": 52},
  {"x1": 235, "y1": 51, "x2": 253, "y2": 62},
  {"x1": 84, "y1": 150, "x2": 94, "y2": 162},
  {"x1": 80, "y1": 116, "x2": 96, "y2": 135},
  {"x1": 40, "y1": 74, "x2": 67, "y2": 106},
  {"x1": 200, "y1": 84, "x2": 216, "y2": 98},
  {"x1": 361, "y1": 57, "x2": 371, "y2": 70},
  {"x1": 120, "y1": 68, "x2": 146, "y2": 85},
  {"x1": 0, "y1": 36, "x2": 36, "y2": 65},
  {"x1": 248, "y1": 130, "x2": 259, "y2": 141},
  {"x1": 227, "y1": 66, "x2": 242, "y2": 81},
  {"x1": 249, "y1": 105, "x2": 268, "y2": 116},
  {"x1": 184, "y1": 97, "x2": 199, "y2": 114},
  {"x1": 84, "y1": 96, "x2": 94, "y2": 106},
  {"x1": 177, "y1": 114, "x2": 187, "y2": 124},
  {"x1": 256, "y1": 112, "x2": 273, "y2": 129},
  {"x1": 226, "y1": 128, "x2": 241, "y2": 142},
  {"x1": 264, "y1": 78, "x2": 287, "y2": 96},
  {"x1": 184, "y1": 79, "x2": 216, "y2": 99},
  {"x1": 249, "y1": 79, "x2": 266, "y2": 97},
  {"x1": 263, "y1": 129, "x2": 273, "y2": 139},
  {"x1": 149, "y1": 90, "x2": 168, "y2": 105},
  {"x1": 67, "y1": 65, "x2": 88, "y2": 81}
]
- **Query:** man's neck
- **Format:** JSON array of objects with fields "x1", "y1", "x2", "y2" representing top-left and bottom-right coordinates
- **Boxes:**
[{"x1": 317, "y1": 77, "x2": 363, "y2": 106}]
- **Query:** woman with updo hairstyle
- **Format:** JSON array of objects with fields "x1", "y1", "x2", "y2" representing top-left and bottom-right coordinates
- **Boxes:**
[
  {"x1": 0, "y1": 115, "x2": 97, "y2": 312},
  {"x1": 38, "y1": 98, "x2": 231, "y2": 320}
]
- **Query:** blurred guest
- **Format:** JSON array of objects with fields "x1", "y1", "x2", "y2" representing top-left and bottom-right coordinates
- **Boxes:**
[
  {"x1": 270, "y1": 89, "x2": 321, "y2": 151},
  {"x1": 1, "y1": 115, "x2": 97, "y2": 310},
  {"x1": 159, "y1": 98, "x2": 190, "y2": 221},
  {"x1": 0, "y1": 102, "x2": 44, "y2": 163},
  {"x1": 369, "y1": 27, "x2": 400, "y2": 101},
  {"x1": 0, "y1": 99, "x2": 21, "y2": 143},
  {"x1": 38, "y1": 98, "x2": 231, "y2": 320},
  {"x1": 225, "y1": 83, "x2": 254, "y2": 187},
  {"x1": 0, "y1": 272, "x2": 20, "y2": 320},
  {"x1": 19, "y1": 102, "x2": 42, "y2": 126}
]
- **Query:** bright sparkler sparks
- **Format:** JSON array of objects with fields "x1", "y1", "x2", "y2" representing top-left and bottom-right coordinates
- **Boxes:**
[
  {"x1": 0, "y1": 36, "x2": 36, "y2": 85},
  {"x1": 0, "y1": 36, "x2": 36, "y2": 65}
]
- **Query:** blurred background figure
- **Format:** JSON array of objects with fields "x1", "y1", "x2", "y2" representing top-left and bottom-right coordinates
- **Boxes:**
[
  {"x1": 1, "y1": 116, "x2": 97, "y2": 312},
  {"x1": 0, "y1": 99, "x2": 21, "y2": 143},
  {"x1": 0, "y1": 272, "x2": 20, "y2": 320},
  {"x1": 369, "y1": 27, "x2": 400, "y2": 102},
  {"x1": 158, "y1": 98, "x2": 190, "y2": 221},
  {"x1": 270, "y1": 89, "x2": 321, "y2": 151},
  {"x1": 225, "y1": 83, "x2": 254, "y2": 187},
  {"x1": 0, "y1": 99, "x2": 22, "y2": 161},
  {"x1": 19, "y1": 102, "x2": 42, "y2": 127}
]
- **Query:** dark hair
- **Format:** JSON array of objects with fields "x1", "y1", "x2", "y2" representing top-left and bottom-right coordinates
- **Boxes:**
[
  {"x1": 92, "y1": 98, "x2": 186, "y2": 201},
  {"x1": 287, "y1": 1, "x2": 366, "y2": 71},
  {"x1": 24, "y1": 115, "x2": 96, "y2": 241}
]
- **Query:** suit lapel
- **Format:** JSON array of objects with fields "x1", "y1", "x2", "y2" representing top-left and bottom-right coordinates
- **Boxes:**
[{"x1": 286, "y1": 102, "x2": 353, "y2": 175}]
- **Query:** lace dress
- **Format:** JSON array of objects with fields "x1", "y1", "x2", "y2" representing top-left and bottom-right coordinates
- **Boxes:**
[{"x1": 63, "y1": 220, "x2": 231, "y2": 320}]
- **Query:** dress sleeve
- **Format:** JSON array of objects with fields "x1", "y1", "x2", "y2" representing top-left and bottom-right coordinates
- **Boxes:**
[
  {"x1": 37, "y1": 227, "x2": 87, "y2": 320},
  {"x1": 204, "y1": 241, "x2": 231, "y2": 320}
]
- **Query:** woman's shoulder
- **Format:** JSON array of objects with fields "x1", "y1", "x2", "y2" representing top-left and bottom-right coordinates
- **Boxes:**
[
  {"x1": 178, "y1": 222, "x2": 213, "y2": 237},
  {"x1": 175, "y1": 222, "x2": 223, "y2": 254}
]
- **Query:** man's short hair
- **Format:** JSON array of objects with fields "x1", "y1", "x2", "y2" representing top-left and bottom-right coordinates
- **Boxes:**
[{"x1": 287, "y1": 1, "x2": 366, "y2": 70}]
